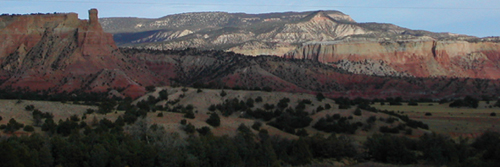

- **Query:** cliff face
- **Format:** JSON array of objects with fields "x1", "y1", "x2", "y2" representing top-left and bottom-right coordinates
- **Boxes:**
[
  {"x1": 285, "y1": 40, "x2": 500, "y2": 79},
  {"x1": 0, "y1": 9, "x2": 158, "y2": 97}
]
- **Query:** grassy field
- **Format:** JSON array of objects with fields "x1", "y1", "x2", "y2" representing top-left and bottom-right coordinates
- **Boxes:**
[{"x1": 371, "y1": 102, "x2": 500, "y2": 138}]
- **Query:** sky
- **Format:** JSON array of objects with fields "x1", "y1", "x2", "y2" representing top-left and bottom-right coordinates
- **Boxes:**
[{"x1": 1, "y1": 0, "x2": 500, "y2": 37}]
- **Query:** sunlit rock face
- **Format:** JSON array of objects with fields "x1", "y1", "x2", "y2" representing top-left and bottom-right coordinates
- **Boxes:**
[
  {"x1": 0, "y1": 9, "x2": 159, "y2": 97},
  {"x1": 285, "y1": 40, "x2": 500, "y2": 79}
]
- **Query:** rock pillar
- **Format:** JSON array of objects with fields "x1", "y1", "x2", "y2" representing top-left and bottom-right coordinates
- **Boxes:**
[{"x1": 89, "y1": 8, "x2": 98, "y2": 25}]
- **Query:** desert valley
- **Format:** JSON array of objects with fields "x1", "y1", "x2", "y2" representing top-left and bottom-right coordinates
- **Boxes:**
[{"x1": 0, "y1": 8, "x2": 499, "y2": 167}]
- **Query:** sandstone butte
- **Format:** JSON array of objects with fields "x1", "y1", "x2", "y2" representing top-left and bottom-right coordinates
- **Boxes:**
[
  {"x1": 0, "y1": 9, "x2": 159, "y2": 97},
  {"x1": 284, "y1": 39, "x2": 500, "y2": 79}
]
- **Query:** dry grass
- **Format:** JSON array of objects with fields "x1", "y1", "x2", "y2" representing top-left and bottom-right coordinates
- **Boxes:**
[{"x1": 372, "y1": 102, "x2": 500, "y2": 138}]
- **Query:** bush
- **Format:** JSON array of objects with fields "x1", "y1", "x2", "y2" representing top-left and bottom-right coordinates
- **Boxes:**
[
  {"x1": 354, "y1": 108, "x2": 362, "y2": 116},
  {"x1": 23, "y1": 125, "x2": 34, "y2": 132},
  {"x1": 490, "y1": 112, "x2": 496, "y2": 116},
  {"x1": 206, "y1": 113, "x2": 221, "y2": 127},
  {"x1": 425, "y1": 112, "x2": 432, "y2": 116},
  {"x1": 237, "y1": 123, "x2": 252, "y2": 134},
  {"x1": 255, "y1": 96, "x2": 263, "y2": 103},
  {"x1": 184, "y1": 123, "x2": 196, "y2": 134},
  {"x1": 252, "y1": 121, "x2": 262, "y2": 130},
  {"x1": 196, "y1": 126, "x2": 212, "y2": 136},
  {"x1": 324, "y1": 104, "x2": 331, "y2": 109},
  {"x1": 157, "y1": 112, "x2": 163, "y2": 117},
  {"x1": 86, "y1": 108, "x2": 95, "y2": 114},
  {"x1": 25, "y1": 105, "x2": 35, "y2": 111},
  {"x1": 180, "y1": 119, "x2": 187, "y2": 125},
  {"x1": 0, "y1": 116, "x2": 2, "y2": 121},
  {"x1": 408, "y1": 101, "x2": 418, "y2": 106},
  {"x1": 184, "y1": 110, "x2": 195, "y2": 119},
  {"x1": 4, "y1": 118, "x2": 24, "y2": 133},
  {"x1": 316, "y1": 106, "x2": 324, "y2": 112},
  {"x1": 316, "y1": 93, "x2": 325, "y2": 101},
  {"x1": 220, "y1": 90, "x2": 227, "y2": 97},
  {"x1": 367, "y1": 116, "x2": 377, "y2": 124}
]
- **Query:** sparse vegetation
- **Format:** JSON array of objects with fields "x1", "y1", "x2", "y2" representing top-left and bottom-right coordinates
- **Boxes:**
[{"x1": 206, "y1": 113, "x2": 221, "y2": 127}]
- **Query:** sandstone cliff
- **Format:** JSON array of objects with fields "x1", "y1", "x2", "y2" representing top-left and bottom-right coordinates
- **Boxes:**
[
  {"x1": 0, "y1": 9, "x2": 158, "y2": 97},
  {"x1": 285, "y1": 40, "x2": 500, "y2": 79}
]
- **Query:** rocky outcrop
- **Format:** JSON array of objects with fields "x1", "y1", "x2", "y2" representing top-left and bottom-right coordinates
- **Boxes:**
[
  {"x1": 285, "y1": 40, "x2": 500, "y2": 79},
  {"x1": 0, "y1": 9, "x2": 159, "y2": 97}
]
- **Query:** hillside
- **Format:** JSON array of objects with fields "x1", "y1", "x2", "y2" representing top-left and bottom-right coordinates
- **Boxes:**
[{"x1": 123, "y1": 48, "x2": 500, "y2": 99}]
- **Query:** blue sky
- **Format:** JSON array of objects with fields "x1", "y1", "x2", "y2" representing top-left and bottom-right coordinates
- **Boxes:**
[{"x1": 2, "y1": 0, "x2": 500, "y2": 37}]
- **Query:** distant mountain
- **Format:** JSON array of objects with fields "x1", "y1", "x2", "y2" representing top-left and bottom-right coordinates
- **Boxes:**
[{"x1": 101, "y1": 10, "x2": 500, "y2": 79}]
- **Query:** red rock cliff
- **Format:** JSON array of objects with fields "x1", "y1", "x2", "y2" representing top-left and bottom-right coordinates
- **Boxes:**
[
  {"x1": 285, "y1": 40, "x2": 500, "y2": 79},
  {"x1": 0, "y1": 9, "x2": 158, "y2": 97}
]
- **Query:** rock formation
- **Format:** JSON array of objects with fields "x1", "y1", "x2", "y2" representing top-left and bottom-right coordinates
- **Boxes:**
[
  {"x1": 0, "y1": 9, "x2": 159, "y2": 97},
  {"x1": 285, "y1": 40, "x2": 500, "y2": 79}
]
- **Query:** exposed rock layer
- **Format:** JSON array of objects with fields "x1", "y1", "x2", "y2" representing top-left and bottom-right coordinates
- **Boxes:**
[
  {"x1": 0, "y1": 9, "x2": 158, "y2": 97},
  {"x1": 285, "y1": 40, "x2": 500, "y2": 79}
]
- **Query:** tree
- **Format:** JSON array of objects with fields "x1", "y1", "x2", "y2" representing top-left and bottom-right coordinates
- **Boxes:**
[
  {"x1": 158, "y1": 89, "x2": 168, "y2": 100},
  {"x1": 237, "y1": 123, "x2": 252, "y2": 134},
  {"x1": 184, "y1": 123, "x2": 196, "y2": 134},
  {"x1": 354, "y1": 108, "x2": 362, "y2": 116},
  {"x1": 255, "y1": 96, "x2": 263, "y2": 103},
  {"x1": 220, "y1": 90, "x2": 227, "y2": 97},
  {"x1": 23, "y1": 125, "x2": 35, "y2": 132},
  {"x1": 206, "y1": 113, "x2": 221, "y2": 127},
  {"x1": 316, "y1": 93, "x2": 325, "y2": 101},
  {"x1": 0, "y1": 142, "x2": 23, "y2": 167},
  {"x1": 184, "y1": 110, "x2": 195, "y2": 119},
  {"x1": 196, "y1": 126, "x2": 212, "y2": 136},
  {"x1": 41, "y1": 117, "x2": 57, "y2": 134},
  {"x1": 4, "y1": 118, "x2": 24, "y2": 133},
  {"x1": 325, "y1": 103, "x2": 331, "y2": 109},
  {"x1": 252, "y1": 121, "x2": 262, "y2": 131}
]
